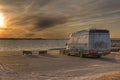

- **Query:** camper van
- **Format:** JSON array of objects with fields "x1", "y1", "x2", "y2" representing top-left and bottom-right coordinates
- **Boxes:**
[{"x1": 64, "y1": 29, "x2": 111, "y2": 58}]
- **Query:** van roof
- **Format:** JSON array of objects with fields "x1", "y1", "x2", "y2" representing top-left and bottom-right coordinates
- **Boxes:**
[
  {"x1": 89, "y1": 29, "x2": 109, "y2": 33},
  {"x1": 71, "y1": 29, "x2": 109, "y2": 37},
  {"x1": 73, "y1": 29, "x2": 109, "y2": 34}
]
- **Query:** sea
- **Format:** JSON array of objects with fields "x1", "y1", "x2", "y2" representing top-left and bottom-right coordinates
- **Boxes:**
[{"x1": 0, "y1": 40, "x2": 67, "y2": 51}]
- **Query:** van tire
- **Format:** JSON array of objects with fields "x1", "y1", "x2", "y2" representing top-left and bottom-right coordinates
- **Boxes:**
[
  {"x1": 67, "y1": 53, "x2": 71, "y2": 56},
  {"x1": 97, "y1": 55, "x2": 101, "y2": 58}
]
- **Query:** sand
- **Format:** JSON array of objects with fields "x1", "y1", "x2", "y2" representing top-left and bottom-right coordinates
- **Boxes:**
[
  {"x1": 88, "y1": 72, "x2": 120, "y2": 80},
  {"x1": 0, "y1": 51, "x2": 119, "y2": 80}
]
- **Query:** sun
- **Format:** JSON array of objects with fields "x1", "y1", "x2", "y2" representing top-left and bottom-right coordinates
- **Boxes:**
[{"x1": 0, "y1": 13, "x2": 5, "y2": 28}]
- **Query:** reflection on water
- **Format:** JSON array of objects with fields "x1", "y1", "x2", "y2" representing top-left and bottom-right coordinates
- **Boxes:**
[{"x1": 0, "y1": 40, "x2": 67, "y2": 51}]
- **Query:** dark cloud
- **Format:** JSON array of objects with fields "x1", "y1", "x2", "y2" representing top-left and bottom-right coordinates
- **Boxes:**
[{"x1": 34, "y1": 16, "x2": 67, "y2": 30}]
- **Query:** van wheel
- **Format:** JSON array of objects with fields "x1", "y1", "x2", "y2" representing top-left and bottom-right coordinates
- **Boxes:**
[
  {"x1": 97, "y1": 55, "x2": 101, "y2": 58},
  {"x1": 67, "y1": 53, "x2": 70, "y2": 56}
]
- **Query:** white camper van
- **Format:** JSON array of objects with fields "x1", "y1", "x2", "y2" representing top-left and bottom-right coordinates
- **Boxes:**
[{"x1": 64, "y1": 29, "x2": 111, "y2": 58}]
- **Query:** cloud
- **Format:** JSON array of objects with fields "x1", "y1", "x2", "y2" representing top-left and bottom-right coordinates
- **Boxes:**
[
  {"x1": 6, "y1": 13, "x2": 68, "y2": 31},
  {"x1": 33, "y1": 16, "x2": 67, "y2": 31},
  {"x1": 25, "y1": 33, "x2": 35, "y2": 37},
  {"x1": 0, "y1": 0, "x2": 55, "y2": 15},
  {"x1": 0, "y1": 0, "x2": 120, "y2": 38},
  {"x1": 0, "y1": 0, "x2": 54, "y2": 7}
]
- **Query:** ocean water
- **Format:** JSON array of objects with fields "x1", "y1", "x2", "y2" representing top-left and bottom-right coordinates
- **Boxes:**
[{"x1": 0, "y1": 40, "x2": 67, "y2": 51}]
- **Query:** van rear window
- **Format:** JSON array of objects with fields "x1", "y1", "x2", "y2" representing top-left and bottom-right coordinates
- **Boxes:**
[{"x1": 90, "y1": 30, "x2": 109, "y2": 33}]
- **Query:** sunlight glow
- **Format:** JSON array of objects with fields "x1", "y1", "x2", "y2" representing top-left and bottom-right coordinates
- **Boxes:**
[{"x1": 0, "y1": 13, "x2": 5, "y2": 28}]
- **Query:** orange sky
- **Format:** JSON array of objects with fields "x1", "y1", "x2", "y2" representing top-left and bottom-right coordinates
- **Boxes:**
[{"x1": 0, "y1": 0, "x2": 120, "y2": 39}]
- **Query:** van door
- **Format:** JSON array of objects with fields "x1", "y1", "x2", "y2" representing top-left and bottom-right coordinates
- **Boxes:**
[
  {"x1": 94, "y1": 33, "x2": 111, "y2": 51},
  {"x1": 89, "y1": 30, "x2": 111, "y2": 54}
]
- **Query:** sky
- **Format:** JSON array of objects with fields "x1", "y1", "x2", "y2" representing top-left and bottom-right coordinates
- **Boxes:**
[{"x1": 0, "y1": 0, "x2": 120, "y2": 39}]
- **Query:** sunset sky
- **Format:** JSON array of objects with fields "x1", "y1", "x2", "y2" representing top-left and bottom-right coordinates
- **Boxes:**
[{"x1": 0, "y1": 0, "x2": 120, "y2": 39}]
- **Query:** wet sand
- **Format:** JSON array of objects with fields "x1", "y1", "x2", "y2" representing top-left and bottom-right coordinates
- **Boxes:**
[{"x1": 0, "y1": 51, "x2": 119, "y2": 80}]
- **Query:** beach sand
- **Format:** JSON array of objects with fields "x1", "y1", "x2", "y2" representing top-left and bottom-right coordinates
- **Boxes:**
[{"x1": 0, "y1": 50, "x2": 119, "y2": 80}]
